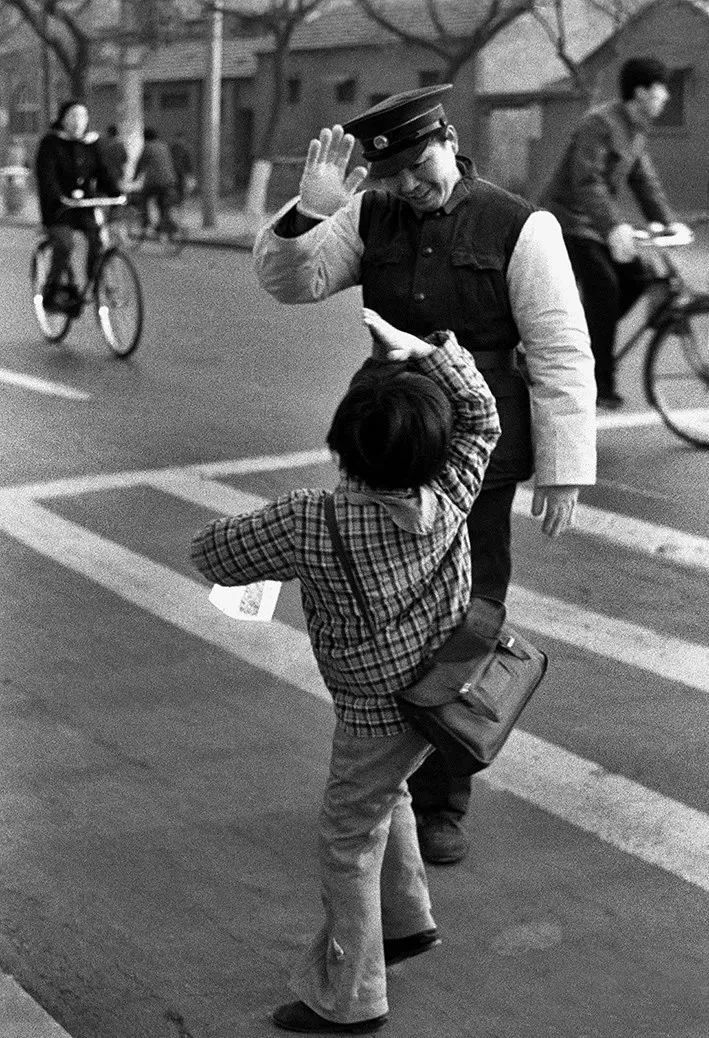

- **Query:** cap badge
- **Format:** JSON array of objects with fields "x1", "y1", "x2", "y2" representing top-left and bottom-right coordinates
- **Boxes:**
[{"x1": 373, "y1": 134, "x2": 389, "y2": 150}]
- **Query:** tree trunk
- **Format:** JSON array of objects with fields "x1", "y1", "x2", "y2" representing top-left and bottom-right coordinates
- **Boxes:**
[
  {"x1": 116, "y1": 47, "x2": 145, "y2": 177},
  {"x1": 247, "y1": 28, "x2": 292, "y2": 216}
]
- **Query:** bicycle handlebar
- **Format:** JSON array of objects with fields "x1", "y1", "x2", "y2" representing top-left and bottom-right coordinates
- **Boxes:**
[
  {"x1": 59, "y1": 195, "x2": 127, "y2": 209},
  {"x1": 632, "y1": 226, "x2": 694, "y2": 248}
]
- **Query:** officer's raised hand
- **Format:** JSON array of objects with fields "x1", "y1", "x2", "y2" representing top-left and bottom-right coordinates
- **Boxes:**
[{"x1": 297, "y1": 125, "x2": 368, "y2": 220}]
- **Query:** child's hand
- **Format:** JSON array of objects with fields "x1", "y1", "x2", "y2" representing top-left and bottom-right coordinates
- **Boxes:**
[{"x1": 363, "y1": 308, "x2": 435, "y2": 361}]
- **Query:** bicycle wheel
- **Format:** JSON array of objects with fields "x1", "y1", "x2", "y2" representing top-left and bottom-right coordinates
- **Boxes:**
[
  {"x1": 94, "y1": 247, "x2": 144, "y2": 357},
  {"x1": 122, "y1": 203, "x2": 146, "y2": 249},
  {"x1": 30, "y1": 241, "x2": 72, "y2": 344},
  {"x1": 644, "y1": 303, "x2": 709, "y2": 448}
]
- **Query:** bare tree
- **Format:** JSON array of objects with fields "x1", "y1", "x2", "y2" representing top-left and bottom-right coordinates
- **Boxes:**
[
  {"x1": 227, "y1": 0, "x2": 330, "y2": 159},
  {"x1": 531, "y1": 0, "x2": 643, "y2": 101},
  {"x1": 226, "y1": 0, "x2": 330, "y2": 213},
  {"x1": 353, "y1": 0, "x2": 536, "y2": 84},
  {"x1": 0, "y1": 0, "x2": 93, "y2": 97}
]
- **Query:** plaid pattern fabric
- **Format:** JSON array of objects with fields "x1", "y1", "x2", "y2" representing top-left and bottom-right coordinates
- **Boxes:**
[{"x1": 192, "y1": 335, "x2": 500, "y2": 737}]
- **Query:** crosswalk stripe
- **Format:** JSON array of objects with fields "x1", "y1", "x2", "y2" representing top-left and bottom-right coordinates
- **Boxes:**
[
  {"x1": 0, "y1": 494, "x2": 706, "y2": 892},
  {"x1": 4, "y1": 449, "x2": 708, "y2": 578},
  {"x1": 0, "y1": 971, "x2": 72, "y2": 1037},
  {"x1": 509, "y1": 585, "x2": 709, "y2": 693},
  {"x1": 512, "y1": 487, "x2": 709, "y2": 572},
  {"x1": 151, "y1": 480, "x2": 709, "y2": 695},
  {"x1": 0, "y1": 366, "x2": 90, "y2": 401}
]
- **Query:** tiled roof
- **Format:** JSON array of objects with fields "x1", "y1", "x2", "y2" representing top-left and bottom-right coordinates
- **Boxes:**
[
  {"x1": 254, "y1": 0, "x2": 481, "y2": 52},
  {"x1": 90, "y1": 36, "x2": 267, "y2": 86}
]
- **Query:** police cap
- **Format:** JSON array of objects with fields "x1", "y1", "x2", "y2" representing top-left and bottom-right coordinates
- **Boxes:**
[{"x1": 343, "y1": 84, "x2": 453, "y2": 178}]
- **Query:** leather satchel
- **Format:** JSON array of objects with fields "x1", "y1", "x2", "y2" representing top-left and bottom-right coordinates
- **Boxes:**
[{"x1": 324, "y1": 494, "x2": 548, "y2": 776}]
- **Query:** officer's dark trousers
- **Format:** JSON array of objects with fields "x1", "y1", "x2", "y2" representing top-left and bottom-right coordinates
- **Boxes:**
[
  {"x1": 564, "y1": 235, "x2": 648, "y2": 395},
  {"x1": 407, "y1": 482, "x2": 517, "y2": 821}
]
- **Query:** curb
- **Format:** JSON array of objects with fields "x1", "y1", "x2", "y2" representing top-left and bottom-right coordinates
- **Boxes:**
[{"x1": 0, "y1": 217, "x2": 256, "y2": 252}]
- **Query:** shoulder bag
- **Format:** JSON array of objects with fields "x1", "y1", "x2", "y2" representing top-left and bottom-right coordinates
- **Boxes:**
[{"x1": 324, "y1": 494, "x2": 548, "y2": 776}]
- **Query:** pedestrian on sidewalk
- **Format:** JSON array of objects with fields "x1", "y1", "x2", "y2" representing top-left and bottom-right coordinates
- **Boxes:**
[
  {"x1": 191, "y1": 309, "x2": 500, "y2": 1034},
  {"x1": 253, "y1": 84, "x2": 596, "y2": 867}
]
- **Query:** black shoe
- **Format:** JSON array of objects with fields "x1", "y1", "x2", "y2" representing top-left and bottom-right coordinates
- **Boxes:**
[
  {"x1": 417, "y1": 816, "x2": 468, "y2": 865},
  {"x1": 596, "y1": 390, "x2": 625, "y2": 411},
  {"x1": 43, "y1": 284, "x2": 81, "y2": 317},
  {"x1": 384, "y1": 928, "x2": 441, "y2": 966},
  {"x1": 272, "y1": 1001, "x2": 387, "y2": 1033}
]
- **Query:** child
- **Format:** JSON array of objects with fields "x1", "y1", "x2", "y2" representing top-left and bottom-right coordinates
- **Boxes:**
[{"x1": 191, "y1": 309, "x2": 500, "y2": 1034}]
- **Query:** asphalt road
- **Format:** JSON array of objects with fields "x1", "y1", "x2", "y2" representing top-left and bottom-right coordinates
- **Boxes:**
[{"x1": 0, "y1": 227, "x2": 707, "y2": 1038}]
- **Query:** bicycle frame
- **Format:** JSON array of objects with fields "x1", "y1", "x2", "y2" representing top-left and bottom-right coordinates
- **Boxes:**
[{"x1": 613, "y1": 237, "x2": 693, "y2": 365}]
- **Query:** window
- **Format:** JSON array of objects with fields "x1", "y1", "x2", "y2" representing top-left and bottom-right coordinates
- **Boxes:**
[
  {"x1": 161, "y1": 90, "x2": 190, "y2": 110},
  {"x1": 335, "y1": 78, "x2": 357, "y2": 104},
  {"x1": 418, "y1": 70, "x2": 442, "y2": 87},
  {"x1": 287, "y1": 77, "x2": 301, "y2": 105},
  {"x1": 655, "y1": 67, "x2": 690, "y2": 128}
]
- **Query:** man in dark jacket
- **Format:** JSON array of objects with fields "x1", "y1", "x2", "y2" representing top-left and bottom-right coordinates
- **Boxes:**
[
  {"x1": 541, "y1": 57, "x2": 690, "y2": 409},
  {"x1": 35, "y1": 100, "x2": 120, "y2": 312},
  {"x1": 135, "y1": 127, "x2": 178, "y2": 235},
  {"x1": 98, "y1": 124, "x2": 128, "y2": 186}
]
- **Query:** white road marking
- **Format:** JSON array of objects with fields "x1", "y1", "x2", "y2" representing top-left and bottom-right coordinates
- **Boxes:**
[
  {"x1": 0, "y1": 367, "x2": 90, "y2": 401},
  {"x1": 596, "y1": 407, "x2": 709, "y2": 431},
  {"x1": 3, "y1": 448, "x2": 709, "y2": 578},
  {"x1": 513, "y1": 487, "x2": 709, "y2": 571},
  {"x1": 0, "y1": 490, "x2": 707, "y2": 893},
  {"x1": 0, "y1": 970, "x2": 73, "y2": 1037}
]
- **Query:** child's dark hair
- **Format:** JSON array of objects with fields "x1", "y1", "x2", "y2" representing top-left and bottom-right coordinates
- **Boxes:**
[
  {"x1": 327, "y1": 363, "x2": 453, "y2": 490},
  {"x1": 619, "y1": 57, "x2": 669, "y2": 100}
]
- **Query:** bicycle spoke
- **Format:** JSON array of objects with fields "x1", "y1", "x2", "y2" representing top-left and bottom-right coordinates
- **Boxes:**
[
  {"x1": 95, "y1": 250, "x2": 143, "y2": 357},
  {"x1": 31, "y1": 243, "x2": 71, "y2": 343},
  {"x1": 646, "y1": 311, "x2": 709, "y2": 447}
]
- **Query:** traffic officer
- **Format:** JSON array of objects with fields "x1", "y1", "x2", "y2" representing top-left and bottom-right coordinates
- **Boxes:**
[{"x1": 253, "y1": 85, "x2": 597, "y2": 867}]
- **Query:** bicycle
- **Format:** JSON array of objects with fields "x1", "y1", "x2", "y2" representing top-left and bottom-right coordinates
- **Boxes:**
[
  {"x1": 614, "y1": 224, "x2": 709, "y2": 448},
  {"x1": 120, "y1": 186, "x2": 188, "y2": 257},
  {"x1": 31, "y1": 195, "x2": 144, "y2": 358}
]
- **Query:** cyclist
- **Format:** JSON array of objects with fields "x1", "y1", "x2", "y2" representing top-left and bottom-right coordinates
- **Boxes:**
[
  {"x1": 541, "y1": 56, "x2": 691, "y2": 410},
  {"x1": 35, "y1": 100, "x2": 120, "y2": 314},
  {"x1": 134, "y1": 127, "x2": 179, "y2": 238}
]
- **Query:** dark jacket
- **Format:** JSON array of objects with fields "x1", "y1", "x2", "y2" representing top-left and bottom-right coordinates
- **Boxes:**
[
  {"x1": 540, "y1": 100, "x2": 674, "y2": 243},
  {"x1": 98, "y1": 135, "x2": 128, "y2": 185},
  {"x1": 135, "y1": 139, "x2": 176, "y2": 191},
  {"x1": 35, "y1": 129, "x2": 119, "y2": 227}
]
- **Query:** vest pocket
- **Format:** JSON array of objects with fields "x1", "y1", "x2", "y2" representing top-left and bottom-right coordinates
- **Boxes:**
[{"x1": 449, "y1": 248, "x2": 508, "y2": 312}]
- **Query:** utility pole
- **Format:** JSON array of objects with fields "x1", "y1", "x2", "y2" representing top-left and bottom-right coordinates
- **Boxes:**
[{"x1": 202, "y1": 0, "x2": 223, "y2": 228}]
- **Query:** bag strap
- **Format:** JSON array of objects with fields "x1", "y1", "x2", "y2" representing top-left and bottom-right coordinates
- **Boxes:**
[{"x1": 324, "y1": 493, "x2": 377, "y2": 638}]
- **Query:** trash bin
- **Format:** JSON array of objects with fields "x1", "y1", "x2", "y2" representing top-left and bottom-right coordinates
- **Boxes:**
[{"x1": 0, "y1": 165, "x2": 31, "y2": 215}]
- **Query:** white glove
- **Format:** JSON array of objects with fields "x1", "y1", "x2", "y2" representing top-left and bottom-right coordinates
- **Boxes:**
[
  {"x1": 607, "y1": 223, "x2": 637, "y2": 263},
  {"x1": 297, "y1": 125, "x2": 368, "y2": 220}
]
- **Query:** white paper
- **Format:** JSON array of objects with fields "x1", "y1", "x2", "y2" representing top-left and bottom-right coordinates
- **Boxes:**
[{"x1": 209, "y1": 581, "x2": 281, "y2": 622}]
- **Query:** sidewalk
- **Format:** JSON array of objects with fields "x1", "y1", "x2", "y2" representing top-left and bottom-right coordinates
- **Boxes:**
[{"x1": 0, "y1": 191, "x2": 274, "y2": 251}]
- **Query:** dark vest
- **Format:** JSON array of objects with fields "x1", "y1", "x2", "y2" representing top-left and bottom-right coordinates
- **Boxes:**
[
  {"x1": 358, "y1": 171, "x2": 535, "y2": 487},
  {"x1": 359, "y1": 173, "x2": 533, "y2": 355}
]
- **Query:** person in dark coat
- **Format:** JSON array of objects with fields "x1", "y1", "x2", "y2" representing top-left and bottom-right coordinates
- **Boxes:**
[
  {"x1": 98, "y1": 124, "x2": 128, "y2": 186},
  {"x1": 35, "y1": 100, "x2": 120, "y2": 312},
  {"x1": 135, "y1": 127, "x2": 178, "y2": 235},
  {"x1": 169, "y1": 132, "x2": 195, "y2": 206}
]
